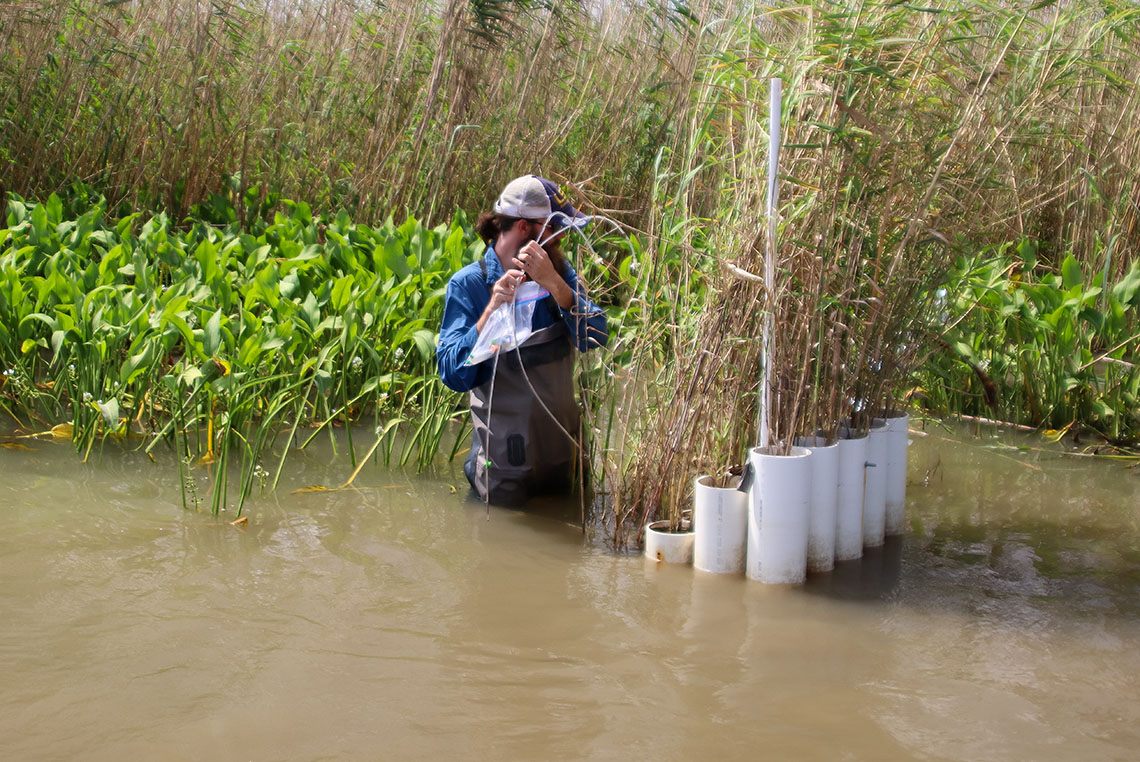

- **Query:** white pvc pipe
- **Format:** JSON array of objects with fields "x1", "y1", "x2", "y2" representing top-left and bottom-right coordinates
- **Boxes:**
[
  {"x1": 835, "y1": 431, "x2": 867, "y2": 561},
  {"x1": 882, "y1": 411, "x2": 909, "y2": 536},
  {"x1": 794, "y1": 436, "x2": 838, "y2": 573},
  {"x1": 644, "y1": 520, "x2": 694, "y2": 564},
  {"x1": 693, "y1": 475, "x2": 748, "y2": 574},
  {"x1": 759, "y1": 78, "x2": 781, "y2": 450},
  {"x1": 863, "y1": 419, "x2": 889, "y2": 548},
  {"x1": 747, "y1": 445, "x2": 811, "y2": 584}
]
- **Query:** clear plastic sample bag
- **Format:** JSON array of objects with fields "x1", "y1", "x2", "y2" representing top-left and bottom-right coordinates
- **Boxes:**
[{"x1": 464, "y1": 281, "x2": 550, "y2": 366}]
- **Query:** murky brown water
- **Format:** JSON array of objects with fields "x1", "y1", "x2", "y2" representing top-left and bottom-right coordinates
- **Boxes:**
[{"x1": 2, "y1": 420, "x2": 1139, "y2": 761}]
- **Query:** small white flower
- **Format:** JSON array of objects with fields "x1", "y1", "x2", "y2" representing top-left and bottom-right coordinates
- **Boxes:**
[
  {"x1": 629, "y1": 259, "x2": 639, "y2": 272},
  {"x1": 350, "y1": 356, "x2": 363, "y2": 370},
  {"x1": 394, "y1": 347, "x2": 404, "y2": 359},
  {"x1": 2, "y1": 369, "x2": 12, "y2": 377},
  {"x1": 82, "y1": 392, "x2": 93, "y2": 402},
  {"x1": 68, "y1": 364, "x2": 75, "y2": 371},
  {"x1": 379, "y1": 392, "x2": 389, "y2": 400}
]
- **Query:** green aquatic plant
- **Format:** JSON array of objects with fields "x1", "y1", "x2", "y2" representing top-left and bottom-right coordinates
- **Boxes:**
[
  {"x1": 0, "y1": 190, "x2": 488, "y2": 513},
  {"x1": 0, "y1": 186, "x2": 642, "y2": 514},
  {"x1": 917, "y1": 240, "x2": 1140, "y2": 444}
]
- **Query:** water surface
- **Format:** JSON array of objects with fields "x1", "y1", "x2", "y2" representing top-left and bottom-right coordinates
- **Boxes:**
[{"x1": 1, "y1": 421, "x2": 1138, "y2": 761}]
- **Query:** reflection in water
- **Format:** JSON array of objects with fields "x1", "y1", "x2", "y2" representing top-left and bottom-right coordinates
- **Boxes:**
[
  {"x1": 1, "y1": 422, "x2": 1139, "y2": 761},
  {"x1": 802, "y1": 536, "x2": 904, "y2": 601}
]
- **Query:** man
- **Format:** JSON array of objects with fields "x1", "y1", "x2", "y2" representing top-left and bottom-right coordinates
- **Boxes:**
[{"x1": 437, "y1": 175, "x2": 608, "y2": 505}]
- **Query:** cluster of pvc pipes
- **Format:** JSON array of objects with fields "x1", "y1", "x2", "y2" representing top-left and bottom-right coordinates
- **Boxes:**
[
  {"x1": 644, "y1": 412, "x2": 910, "y2": 583},
  {"x1": 644, "y1": 80, "x2": 912, "y2": 582}
]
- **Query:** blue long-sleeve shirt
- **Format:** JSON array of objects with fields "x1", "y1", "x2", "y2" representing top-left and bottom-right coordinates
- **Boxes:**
[{"x1": 437, "y1": 245, "x2": 609, "y2": 392}]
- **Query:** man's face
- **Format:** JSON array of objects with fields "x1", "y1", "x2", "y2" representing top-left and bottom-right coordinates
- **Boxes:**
[{"x1": 530, "y1": 220, "x2": 565, "y2": 246}]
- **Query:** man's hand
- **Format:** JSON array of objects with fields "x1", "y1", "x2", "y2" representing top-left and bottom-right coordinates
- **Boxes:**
[
  {"x1": 513, "y1": 241, "x2": 574, "y2": 309},
  {"x1": 477, "y1": 269, "x2": 526, "y2": 333}
]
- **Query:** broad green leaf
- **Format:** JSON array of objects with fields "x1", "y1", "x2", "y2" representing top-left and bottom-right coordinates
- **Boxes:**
[
  {"x1": 121, "y1": 341, "x2": 157, "y2": 385},
  {"x1": 204, "y1": 309, "x2": 223, "y2": 357},
  {"x1": 291, "y1": 244, "x2": 323, "y2": 262},
  {"x1": 177, "y1": 366, "x2": 204, "y2": 388},
  {"x1": 30, "y1": 203, "x2": 49, "y2": 242},
  {"x1": 301, "y1": 292, "x2": 320, "y2": 329},
  {"x1": 237, "y1": 335, "x2": 263, "y2": 367},
  {"x1": 412, "y1": 328, "x2": 437, "y2": 362},
  {"x1": 1060, "y1": 254, "x2": 1082, "y2": 290},
  {"x1": 1092, "y1": 399, "x2": 1115, "y2": 419},
  {"x1": 45, "y1": 193, "x2": 63, "y2": 224},
  {"x1": 951, "y1": 340, "x2": 977, "y2": 362},
  {"x1": 94, "y1": 398, "x2": 120, "y2": 428},
  {"x1": 330, "y1": 275, "x2": 354, "y2": 312},
  {"x1": 1016, "y1": 238, "x2": 1037, "y2": 269},
  {"x1": 278, "y1": 270, "x2": 300, "y2": 300},
  {"x1": 444, "y1": 226, "x2": 465, "y2": 268},
  {"x1": 313, "y1": 367, "x2": 332, "y2": 395},
  {"x1": 51, "y1": 330, "x2": 66, "y2": 362},
  {"x1": 314, "y1": 315, "x2": 343, "y2": 334},
  {"x1": 1111, "y1": 261, "x2": 1140, "y2": 307},
  {"x1": 382, "y1": 234, "x2": 411, "y2": 279}
]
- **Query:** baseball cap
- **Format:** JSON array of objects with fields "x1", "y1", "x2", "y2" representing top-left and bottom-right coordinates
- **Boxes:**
[{"x1": 493, "y1": 175, "x2": 590, "y2": 231}]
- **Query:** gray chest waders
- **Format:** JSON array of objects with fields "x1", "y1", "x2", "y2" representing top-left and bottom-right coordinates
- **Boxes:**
[{"x1": 464, "y1": 312, "x2": 580, "y2": 506}]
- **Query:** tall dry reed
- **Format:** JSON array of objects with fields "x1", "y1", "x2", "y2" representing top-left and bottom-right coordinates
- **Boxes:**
[
  {"x1": 0, "y1": 0, "x2": 716, "y2": 226},
  {"x1": 603, "y1": 1, "x2": 1140, "y2": 545}
]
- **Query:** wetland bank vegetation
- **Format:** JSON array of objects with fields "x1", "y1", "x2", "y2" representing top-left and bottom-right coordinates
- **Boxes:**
[{"x1": 3, "y1": 0, "x2": 1140, "y2": 544}]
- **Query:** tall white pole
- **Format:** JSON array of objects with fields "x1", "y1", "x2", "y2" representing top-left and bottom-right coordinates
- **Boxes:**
[{"x1": 759, "y1": 78, "x2": 781, "y2": 450}]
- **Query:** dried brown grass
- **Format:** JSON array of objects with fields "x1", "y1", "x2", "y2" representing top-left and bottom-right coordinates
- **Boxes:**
[{"x1": 602, "y1": 1, "x2": 1140, "y2": 545}]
